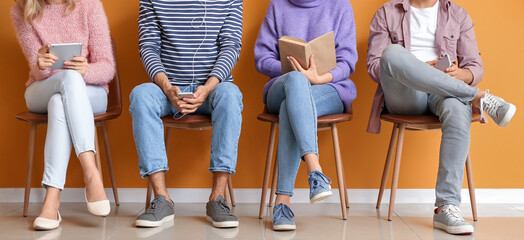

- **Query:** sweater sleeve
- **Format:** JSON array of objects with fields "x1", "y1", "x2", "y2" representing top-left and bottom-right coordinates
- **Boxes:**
[
  {"x1": 83, "y1": 0, "x2": 115, "y2": 86},
  {"x1": 138, "y1": 0, "x2": 166, "y2": 82},
  {"x1": 209, "y1": 0, "x2": 243, "y2": 82},
  {"x1": 329, "y1": 6, "x2": 358, "y2": 83},
  {"x1": 254, "y1": 14, "x2": 282, "y2": 78},
  {"x1": 10, "y1": 4, "x2": 51, "y2": 84}
]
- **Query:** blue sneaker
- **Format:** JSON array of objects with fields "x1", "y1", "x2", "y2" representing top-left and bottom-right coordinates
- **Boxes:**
[
  {"x1": 308, "y1": 170, "x2": 332, "y2": 203},
  {"x1": 272, "y1": 203, "x2": 296, "y2": 231}
]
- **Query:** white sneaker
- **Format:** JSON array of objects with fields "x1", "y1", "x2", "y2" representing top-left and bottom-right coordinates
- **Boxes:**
[
  {"x1": 480, "y1": 90, "x2": 516, "y2": 127},
  {"x1": 433, "y1": 205, "x2": 474, "y2": 235}
]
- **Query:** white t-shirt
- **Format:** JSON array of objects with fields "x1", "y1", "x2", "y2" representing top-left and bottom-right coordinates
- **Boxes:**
[{"x1": 410, "y1": 1, "x2": 439, "y2": 62}]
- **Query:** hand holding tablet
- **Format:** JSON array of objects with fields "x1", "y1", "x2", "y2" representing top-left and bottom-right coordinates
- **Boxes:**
[{"x1": 49, "y1": 43, "x2": 83, "y2": 70}]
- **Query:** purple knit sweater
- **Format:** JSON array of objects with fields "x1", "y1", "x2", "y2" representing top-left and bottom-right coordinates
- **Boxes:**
[{"x1": 254, "y1": 0, "x2": 358, "y2": 112}]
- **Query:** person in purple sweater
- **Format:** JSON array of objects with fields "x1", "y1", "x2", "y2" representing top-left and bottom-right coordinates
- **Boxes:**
[{"x1": 255, "y1": 0, "x2": 357, "y2": 230}]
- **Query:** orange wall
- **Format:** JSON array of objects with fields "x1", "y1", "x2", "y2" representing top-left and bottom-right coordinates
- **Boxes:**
[{"x1": 1, "y1": 0, "x2": 523, "y2": 191}]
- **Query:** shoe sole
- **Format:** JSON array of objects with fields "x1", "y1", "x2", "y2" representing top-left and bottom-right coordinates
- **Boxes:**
[
  {"x1": 498, "y1": 103, "x2": 516, "y2": 127},
  {"x1": 34, "y1": 224, "x2": 59, "y2": 231},
  {"x1": 136, "y1": 214, "x2": 174, "y2": 228},
  {"x1": 433, "y1": 221, "x2": 474, "y2": 235},
  {"x1": 206, "y1": 216, "x2": 239, "y2": 228},
  {"x1": 273, "y1": 224, "x2": 296, "y2": 231},
  {"x1": 310, "y1": 190, "x2": 333, "y2": 204}
]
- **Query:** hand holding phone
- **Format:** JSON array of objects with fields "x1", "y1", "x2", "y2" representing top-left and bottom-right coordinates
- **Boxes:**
[
  {"x1": 435, "y1": 55, "x2": 452, "y2": 71},
  {"x1": 177, "y1": 92, "x2": 194, "y2": 99}
]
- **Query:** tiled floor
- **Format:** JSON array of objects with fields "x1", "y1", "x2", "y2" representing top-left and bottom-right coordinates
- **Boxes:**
[{"x1": 1, "y1": 202, "x2": 524, "y2": 239}]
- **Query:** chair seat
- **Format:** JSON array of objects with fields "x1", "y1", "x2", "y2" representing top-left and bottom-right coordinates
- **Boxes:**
[
  {"x1": 161, "y1": 115, "x2": 212, "y2": 130},
  {"x1": 16, "y1": 111, "x2": 121, "y2": 124},
  {"x1": 257, "y1": 112, "x2": 353, "y2": 124},
  {"x1": 381, "y1": 113, "x2": 481, "y2": 130}
]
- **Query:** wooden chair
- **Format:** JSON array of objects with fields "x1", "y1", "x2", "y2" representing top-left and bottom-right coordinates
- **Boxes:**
[
  {"x1": 16, "y1": 40, "x2": 122, "y2": 217},
  {"x1": 377, "y1": 113, "x2": 481, "y2": 221},
  {"x1": 257, "y1": 108, "x2": 353, "y2": 220},
  {"x1": 145, "y1": 115, "x2": 235, "y2": 209}
]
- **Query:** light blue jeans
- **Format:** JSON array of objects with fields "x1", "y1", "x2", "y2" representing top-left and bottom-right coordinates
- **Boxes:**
[
  {"x1": 380, "y1": 44, "x2": 479, "y2": 206},
  {"x1": 266, "y1": 72, "x2": 344, "y2": 196},
  {"x1": 129, "y1": 82, "x2": 243, "y2": 178},
  {"x1": 25, "y1": 70, "x2": 108, "y2": 190}
]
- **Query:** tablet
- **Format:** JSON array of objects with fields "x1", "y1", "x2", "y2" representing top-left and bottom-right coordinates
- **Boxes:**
[{"x1": 49, "y1": 43, "x2": 83, "y2": 70}]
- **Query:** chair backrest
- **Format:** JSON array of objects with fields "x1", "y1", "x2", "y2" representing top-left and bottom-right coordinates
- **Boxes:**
[{"x1": 106, "y1": 37, "x2": 122, "y2": 115}]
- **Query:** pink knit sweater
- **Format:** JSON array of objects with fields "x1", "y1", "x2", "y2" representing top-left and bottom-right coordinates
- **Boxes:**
[{"x1": 11, "y1": 0, "x2": 115, "y2": 92}]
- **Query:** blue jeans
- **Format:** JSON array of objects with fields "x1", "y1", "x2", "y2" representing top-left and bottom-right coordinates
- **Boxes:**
[
  {"x1": 129, "y1": 82, "x2": 243, "y2": 178},
  {"x1": 266, "y1": 72, "x2": 344, "y2": 196},
  {"x1": 380, "y1": 44, "x2": 478, "y2": 206}
]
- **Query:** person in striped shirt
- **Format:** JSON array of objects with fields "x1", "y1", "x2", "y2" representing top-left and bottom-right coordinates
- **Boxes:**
[{"x1": 129, "y1": 0, "x2": 243, "y2": 228}]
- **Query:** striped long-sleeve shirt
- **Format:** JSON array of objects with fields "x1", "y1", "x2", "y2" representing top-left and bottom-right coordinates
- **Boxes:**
[{"x1": 138, "y1": 0, "x2": 243, "y2": 86}]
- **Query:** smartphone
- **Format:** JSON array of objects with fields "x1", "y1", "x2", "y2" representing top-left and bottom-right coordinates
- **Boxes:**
[
  {"x1": 177, "y1": 92, "x2": 194, "y2": 98},
  {"x1": 435, "y1": 54, "x2": 452, "y2": 71}
]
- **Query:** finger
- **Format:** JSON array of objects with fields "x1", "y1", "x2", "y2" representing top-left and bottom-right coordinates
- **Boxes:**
[
  {"x1": 288, "y1": 56, "x2": 305, "y2": 72},
  {"x1": 44, "y1": 53, "x2": 59, "y2": 61},
  {"x1": 184, "y1": 98, "x2": 201, "y2": 104},
  {"x1": 72, "y1": 56, "x2": 87, "y2": 62},
  {"x1": 309, "y1": 55, "x2": 316, "y2": 70},
  {"x1": 287, "y1": 57, "x2": 298, "y2": 71},
  {"x1": 44, "y1": 59, "x2": 56, "y2": 64}
]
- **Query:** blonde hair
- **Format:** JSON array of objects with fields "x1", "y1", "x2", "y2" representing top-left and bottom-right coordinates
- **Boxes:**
[{"x1": 17, "y1": 0, "x2": 76, "y2": 23}]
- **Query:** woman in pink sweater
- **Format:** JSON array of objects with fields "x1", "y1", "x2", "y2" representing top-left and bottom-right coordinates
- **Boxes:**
[{"x1": 11, "y1": 0, "x2": 115, "y2": 230}]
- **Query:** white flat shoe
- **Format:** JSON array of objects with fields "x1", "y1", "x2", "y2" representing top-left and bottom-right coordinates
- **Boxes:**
[
  {"x1": 33, "y1": 211, "x2": 61, "y2": 230},
  {"x1": 85, "y1": 188, "x2": 110, "y2": 217}
]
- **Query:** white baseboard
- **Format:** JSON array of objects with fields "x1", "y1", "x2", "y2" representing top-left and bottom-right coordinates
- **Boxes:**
[{"x1": 1, "y1": 188, "x2": 524, "y2": 204}]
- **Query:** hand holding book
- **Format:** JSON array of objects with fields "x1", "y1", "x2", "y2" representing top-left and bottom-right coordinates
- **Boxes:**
[{"x1": 288, "y1": 55, "x2": 333, "y2": 84}]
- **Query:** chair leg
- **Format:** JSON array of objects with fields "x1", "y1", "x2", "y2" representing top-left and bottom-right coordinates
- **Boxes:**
[
  {"x1": 342, "y1": 163, "x2": 349, "y2": 208},
  {"x1": 228, "y1": 175, "x2": 236, "y2": 207},
  {"x1": 24, "y1": 123, "x2": 37, "y2": 217},
  {"x1": 145, "y1": 179, "x2": 152, "y2": 209},
  {"x1": 94, "y1": 129, "x2": 103, "y2": 177},
  {"x1": 465, "y1": 152, "x2": 477, "y2": 221},
  {"x1": 100, "y1": 122, "x2": 119, "y2": 206},
  {"x1": 259, "y1": 123, "x2": 277, "y2": 219},
  {"x1": 331, "y1": 123, "x2": 347, "y2": 220},
  {"x1": 269, "y1": 154, "x2": 278, "y2": 207},
  {"x1": 388, "y1": 123, "x2": 406, "y2": 221},
  {"x1": 377, "y1": 124, "x2": 399, "y2": 209}
]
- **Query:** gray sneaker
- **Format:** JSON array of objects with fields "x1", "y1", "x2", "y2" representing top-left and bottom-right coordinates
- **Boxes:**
[
  {"x1": 135, "y1": 195, "x2": 175, "y2": 228},
  {"x1": 206, "y1": 195, "x2": 239, "y2": 228},
  {"x1": 480, "y1": 90, "x2": 516, "y2": 127},
  {"x1": 433, "y1": 205, "x2": 474, "y2": 235}
]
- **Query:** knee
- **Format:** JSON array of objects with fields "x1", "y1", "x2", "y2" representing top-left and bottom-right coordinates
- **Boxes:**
[
  {"x1": 380, "y1": 44, "x2": 406, "y2": 68},
  {"x1": 212, "y1": 82, "x2": 243, "y2": 110},
  {"x1": 59, "y1": 70, "x2": 85, "y2": 90},
  {"x1": 285, "y1": 71, "x2": 309, "y2": 88},
  {"x1": 129, "y1": 83, "x2": 158, "y2": 115}
]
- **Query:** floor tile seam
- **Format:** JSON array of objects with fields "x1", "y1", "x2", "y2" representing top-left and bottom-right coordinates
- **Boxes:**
[{"x1": 394, "y1": 209, "x2": 424, "y2": 240}]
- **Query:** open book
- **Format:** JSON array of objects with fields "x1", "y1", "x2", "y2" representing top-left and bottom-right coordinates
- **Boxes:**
[{"x1": 278, "y1": 31, "x2": 336, "y2": 75}]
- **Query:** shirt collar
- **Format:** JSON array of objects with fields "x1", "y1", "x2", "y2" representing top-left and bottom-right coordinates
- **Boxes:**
[{"x1": 397, "y1": 0, "x2": 450, "y2": 12}]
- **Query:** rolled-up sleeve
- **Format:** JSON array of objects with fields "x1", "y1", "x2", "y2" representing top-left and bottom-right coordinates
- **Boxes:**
[{"x1": 456, "y1": 12, "x2": 483, "y2": 86}]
